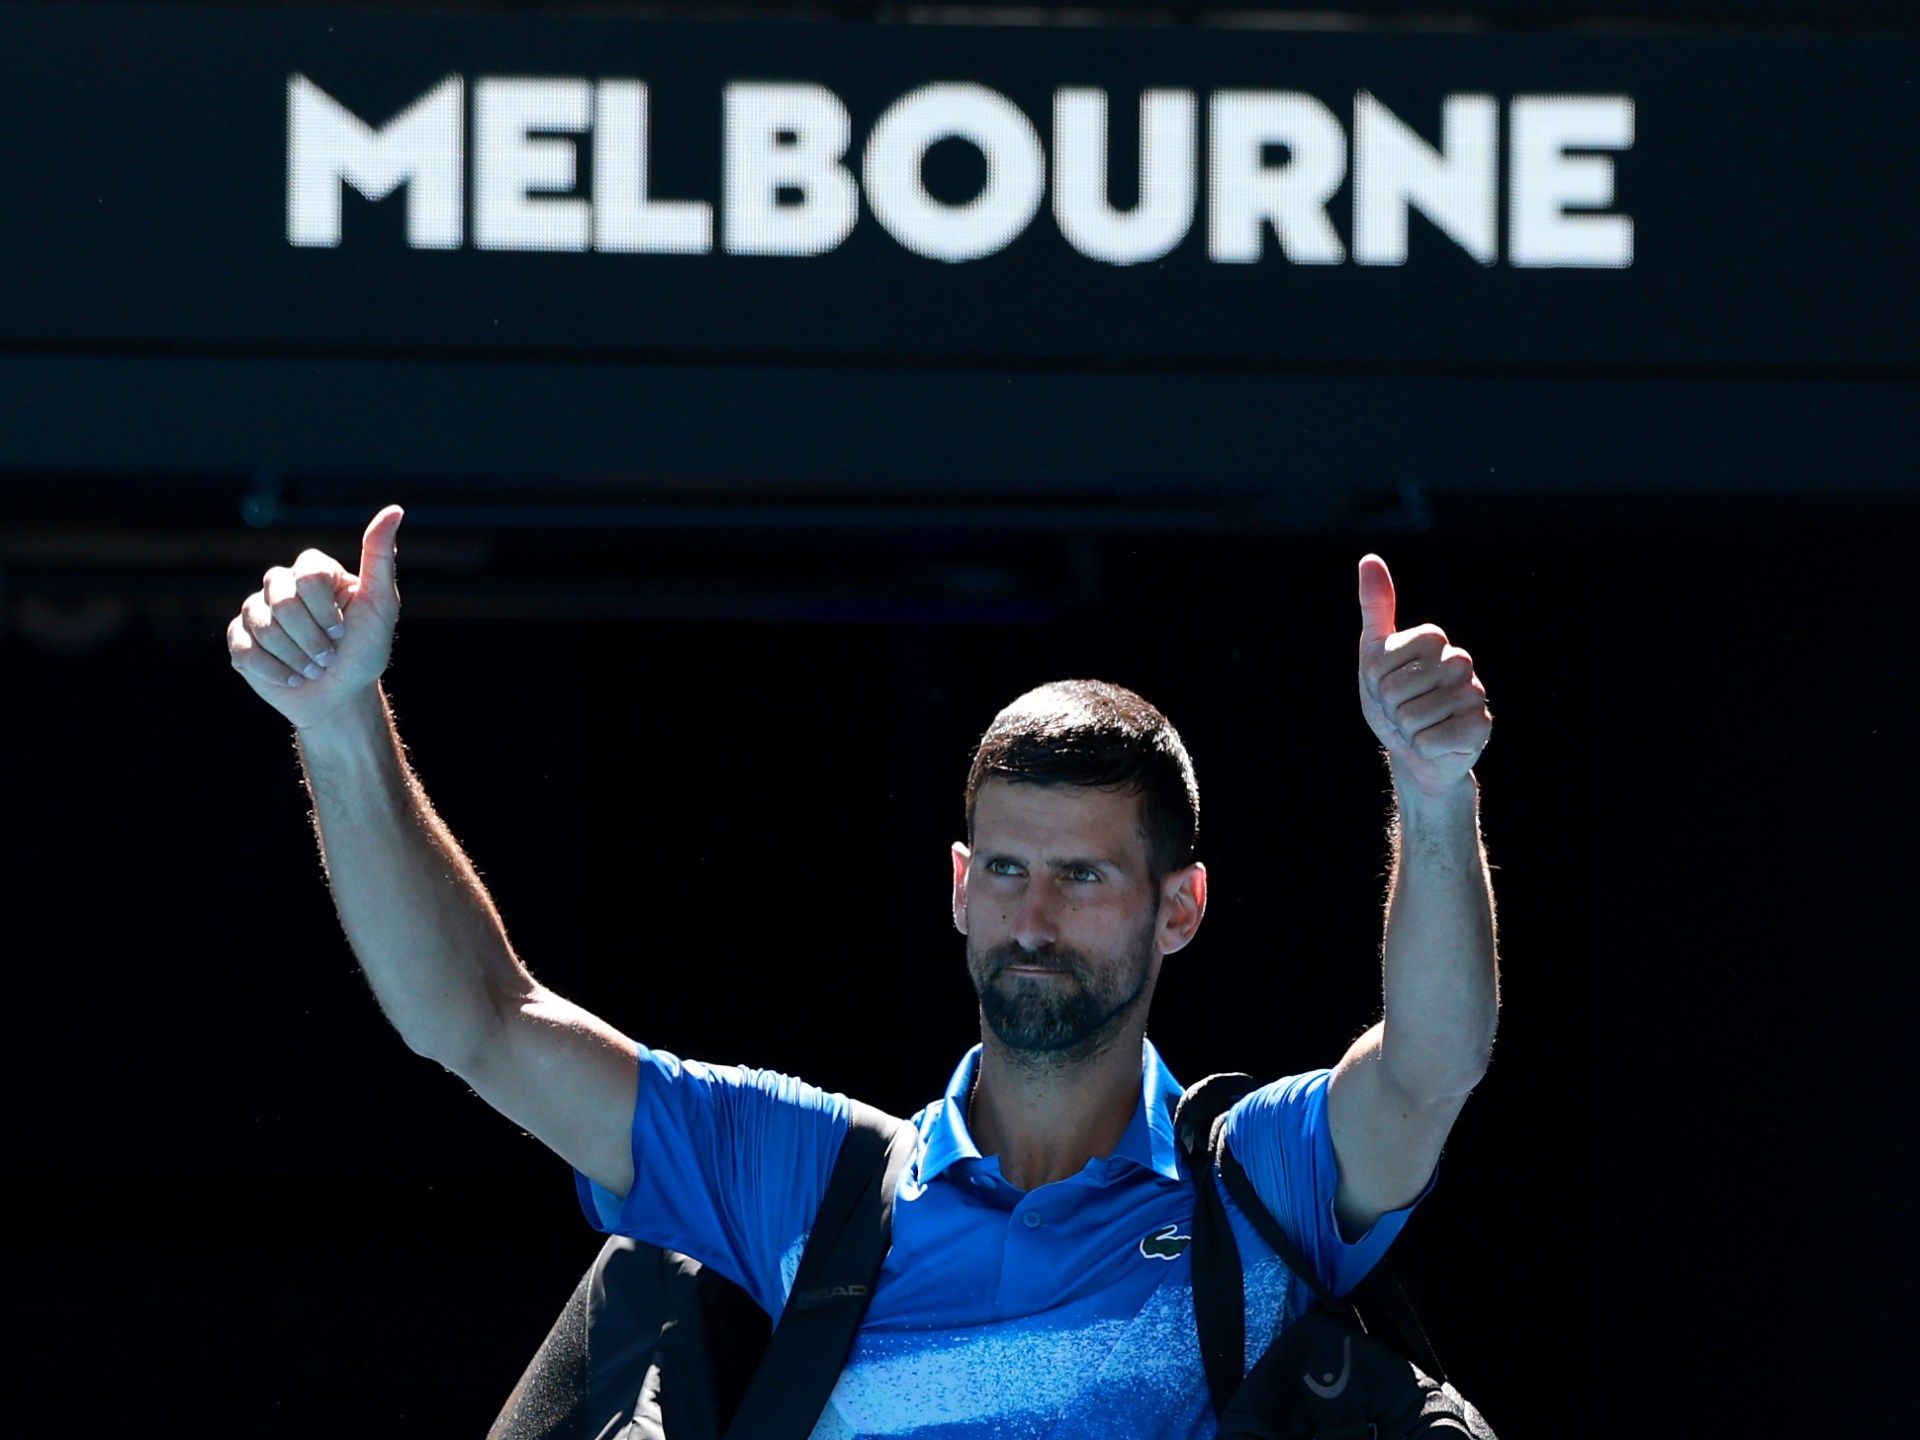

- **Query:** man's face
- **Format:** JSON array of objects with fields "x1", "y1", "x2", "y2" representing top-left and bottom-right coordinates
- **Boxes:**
[{"x1": 954, "y1": 779, "x2": 1185, "y2": 1060}]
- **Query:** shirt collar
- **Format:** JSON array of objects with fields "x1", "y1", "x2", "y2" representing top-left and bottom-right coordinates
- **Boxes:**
[{"x1": 916, "y1": 1039, "x2": 1186, "y2": 1186}]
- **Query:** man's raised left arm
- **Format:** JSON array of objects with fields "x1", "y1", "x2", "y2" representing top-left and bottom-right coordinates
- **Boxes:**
[{"x1": 1326, "y1": 554, "x2": 1500, "y2": 1239}]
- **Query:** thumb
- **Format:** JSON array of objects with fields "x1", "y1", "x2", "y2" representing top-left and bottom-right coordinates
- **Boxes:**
[
  {"x1": 1357, "y1": 554, "x2": 1397, "y2": 643},
  {"x1": 354, "y1": 504, "x2": 404, "y2": 609}
]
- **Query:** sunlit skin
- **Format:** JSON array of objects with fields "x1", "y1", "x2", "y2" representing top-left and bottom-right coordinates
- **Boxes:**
[
  {"x1": 225, "y1": 506, "x2": 1496, "y2": 1242},
  {"x1": 951, "y1": 779, "x2": 1206, "y2": 1191}
]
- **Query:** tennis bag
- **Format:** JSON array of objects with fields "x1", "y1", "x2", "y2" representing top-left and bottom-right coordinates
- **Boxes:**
[
  {"x1": 1176, "y1": 1073, "x2": 1497, "y2": 1439},
  {"x1": 486, "y1": 1099, "x2": 919, "y2": 1440}
]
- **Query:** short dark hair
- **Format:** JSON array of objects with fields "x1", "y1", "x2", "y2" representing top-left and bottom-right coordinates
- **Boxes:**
[{"x1": 965, "y1": 679, "x2": 1199, "y2": 881}]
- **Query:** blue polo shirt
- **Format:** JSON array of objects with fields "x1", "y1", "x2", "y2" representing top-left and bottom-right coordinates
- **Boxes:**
[{"x1": 578, "y1": 1040, "x2": 1425, "y2": 1439}]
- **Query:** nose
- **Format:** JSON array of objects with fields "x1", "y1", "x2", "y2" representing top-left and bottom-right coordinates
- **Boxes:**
[{"x1": 1010, "y1": 881, "x2": 1059, "y2": 953}]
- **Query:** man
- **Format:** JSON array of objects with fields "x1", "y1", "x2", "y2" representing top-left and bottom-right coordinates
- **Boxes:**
[{"x1": 227, "y1": 505, "x2": 1498, "y2": 1436}]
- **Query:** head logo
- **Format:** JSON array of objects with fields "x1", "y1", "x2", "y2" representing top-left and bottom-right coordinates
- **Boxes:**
[
  {"x1": 1139, "y1": 1223, "x2": 1192, "y2": 1260},
  {"x1": 1302, "y1": 1336, "x2": 1354, "y2": 1400}
]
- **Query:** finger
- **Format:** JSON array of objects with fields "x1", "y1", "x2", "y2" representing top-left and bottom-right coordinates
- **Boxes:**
[
  {"x1": 1378, "y1": 642, "x2": 1471, "y2": 709},
  {"x1": 1410, "y1": 708, "x2": 1492, "y2": 761},
  {"x1": 229, "y1": 613, "x2": 307, "y2": 690},
  {"x1": 292, "y1": 549, "x2": 349, "y2": 640},
  {"x1": 263, "y1": 567, "x2": 335, "y2": 675},
  {"x1": 1392, "y1": 671, "x2": 1485, "y2": 738},
  {"x1": 242, "y1": 591, "x2": 318, "y2": 680},
  {"x1": 1364, "y1": 626, "x2": 1447, "y2": 704},
  {"x1": 1357, "y1": 555, "x2": 1397, "y2": 644},
  {"x1": 355, "y1": 505, "x2": 404, "y2": 610}
]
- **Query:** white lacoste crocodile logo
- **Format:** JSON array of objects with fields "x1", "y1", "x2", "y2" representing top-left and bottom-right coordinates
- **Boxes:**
[
  {"x1": 1302, "y1": 1336, "x2": 1354, "y2": 1399},
  {"x1": 1138, "y1": 1223, "x2": 1192, "y2": 1260}
]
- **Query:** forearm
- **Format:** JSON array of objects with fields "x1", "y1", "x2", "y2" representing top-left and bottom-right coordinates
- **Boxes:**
[
  {"x1": 1377, "y1": 769, "x2": 1499, "y2": 1100},
  {"x1": 296, "y1": 684, "x2": 534, "y2": 1070}
]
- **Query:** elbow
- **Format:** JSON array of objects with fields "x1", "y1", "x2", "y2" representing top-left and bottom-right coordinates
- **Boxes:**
[
  {"x1": 399, "y1": 1026, "x2": 456, "y2": 1067},
  {"x1": 397, "y1": 1022, "x2": 469, "y2": 1073},
  {"x1": 1440, "y1": 1017, "x2": 1499, "y2": 1099},
  {"x1": 393, "y1": 992, "x2": 517, "y2": 1077},
  {"x1": 1381, "y1": 1020, "x2": 1497, "y2": 1106},
  {"x1": 1446, "y1": 1048, "x2": 1493, "y2": 1099}
]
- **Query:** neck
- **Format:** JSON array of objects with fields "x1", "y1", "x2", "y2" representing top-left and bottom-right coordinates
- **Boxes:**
[{"x1": 967, "y1": 1026, "x2": 1147, "y2": 1191}]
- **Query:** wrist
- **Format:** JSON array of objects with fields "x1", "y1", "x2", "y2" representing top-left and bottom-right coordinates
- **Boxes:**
[
  {"x1": 1389, "y1": 764, "x2": 1478, "y2": 818},
  {"x1": 293, "y1": 683, "x2": 392, "y2": 760}
]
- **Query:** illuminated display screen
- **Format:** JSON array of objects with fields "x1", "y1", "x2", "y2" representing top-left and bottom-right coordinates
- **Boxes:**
[{"x1": 0, "y1": 6, "x2": 1913, "y2": 370}]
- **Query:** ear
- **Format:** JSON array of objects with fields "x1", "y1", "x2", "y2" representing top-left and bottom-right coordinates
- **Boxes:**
[
  {"x1": 951, "y1": 841, "x2": 972, "y2": 935},
  {"x1": 1156, "y1": 861, "x2": 1208, "y2": 957}
]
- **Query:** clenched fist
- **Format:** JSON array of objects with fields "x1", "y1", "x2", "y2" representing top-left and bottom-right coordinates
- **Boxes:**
[
  {"x1": 227, "y1": 505, "x2": 404, "y2": 729},
  {"x1": 1356, "y1": 554, "x2": 1492, "y2": 797}
]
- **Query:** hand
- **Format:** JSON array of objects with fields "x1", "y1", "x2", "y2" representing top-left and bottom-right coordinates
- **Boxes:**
[
  {"x1": 227, "y1": 506, "x2": 404, "y2": 730},
  {"x1": 1356, "y1": 554, "x2": 1491, "y2": 796}
]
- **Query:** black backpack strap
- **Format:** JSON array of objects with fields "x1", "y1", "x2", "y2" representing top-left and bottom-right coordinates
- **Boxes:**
[
  {"x1": 1177, "y1": 1070, "x2": 1456, "y2": 1420},
  {"x1": 721, "y1": 1099, "x2": 919, "y2": 1440},
  {"x1": 1173, "y1": 1072, "x2": 1257, "y2": 1419},
  {"x1": 1210, "y1": 1125, "x2": 1345, "y2": 1313},
  {"x1": 1213, "y1": 1097, "x2": 1451, "y2": 1387}
]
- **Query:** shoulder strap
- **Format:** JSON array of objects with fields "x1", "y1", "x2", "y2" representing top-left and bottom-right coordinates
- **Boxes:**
[
  {"x1": 1205, "y1": 1087, "x2": 1453, "y2": 1388},
  {"x1": 1177, "y1": 1071, "x2": 1453, "y2": 1416},
  {"x1": 721, "y1": 1099, "x2": 919, "y2": 1440},
  {"x1": 1174, "y1": 1072, "x2": 1258, "y2": 1418}
]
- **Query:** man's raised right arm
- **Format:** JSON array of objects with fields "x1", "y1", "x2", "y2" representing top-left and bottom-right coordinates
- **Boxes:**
[{"x1": 227, "y1": 506, "x2": 639, "y2": 1198}]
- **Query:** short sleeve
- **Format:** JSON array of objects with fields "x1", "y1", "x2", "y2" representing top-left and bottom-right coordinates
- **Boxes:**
[
  {"x1": 1219, "y1": 1068, "x2": 1432, "y2": 1299},
  {"x1": 574, "y1": 1044, "x2": 851, "y2": 1319}
]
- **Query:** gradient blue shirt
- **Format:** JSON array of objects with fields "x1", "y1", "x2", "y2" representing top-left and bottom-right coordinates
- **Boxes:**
[{"x1": 578, "y1": 1040, "x2": 1426, "y2": 1438}]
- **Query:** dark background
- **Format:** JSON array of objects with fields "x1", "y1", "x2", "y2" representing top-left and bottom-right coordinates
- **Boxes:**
[{"x1": 1, "y1": 2, "x2": 1915, "y2": 1436}]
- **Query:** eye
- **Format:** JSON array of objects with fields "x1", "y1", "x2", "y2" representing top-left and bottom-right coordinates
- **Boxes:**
[
  {"x1": 985, "y1": 858, "x2": 1025, "y2": 878},
  {"x1": 1066, "y1": 865, "x2": 1101, "y2": 883}
]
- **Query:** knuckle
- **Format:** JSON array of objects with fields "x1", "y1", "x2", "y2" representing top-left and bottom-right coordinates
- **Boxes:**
[{"x1": 1385, "y1": 629, "x2": 1441, "y2": 661}]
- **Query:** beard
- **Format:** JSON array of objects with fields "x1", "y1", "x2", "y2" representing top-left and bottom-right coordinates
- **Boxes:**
[{"x1": 967, "y1": 920, "x2": 1158, "y2": 1061}]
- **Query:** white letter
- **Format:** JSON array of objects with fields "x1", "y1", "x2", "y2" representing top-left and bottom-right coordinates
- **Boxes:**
[
  {"x1": 723, "y1": 83, "x2": 858, "y2": 257},
  {"x1": 1052, "y1": 89, "x2": 1196, "y2": 265},
  {"x1": 1509, "y1": 96, "x2": 1635, "y2": 268},
  {"x1": 474, "y1": 77, "x2": 591, "y2": 252},
  {"x1": 1352, "y1": 91, "x2": 1496, "y2": 266},
  {"x1": 592, "y1": 81, "x2": 712, "y2": 254},
  {"x1": 286, "y1": 74, "x2": 462, "y2": 249},
  {"x1": 864, "y1": 83, "x2": 1045, "y2": 263},
  {"x1": 1207, "y1": 92, "x2": 1347, "y2": 264}
]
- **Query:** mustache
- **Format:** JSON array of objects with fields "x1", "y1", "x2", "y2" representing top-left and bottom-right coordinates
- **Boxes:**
[{"x1": 979, "y1": 943, "x2": 1091, "y2": 981}]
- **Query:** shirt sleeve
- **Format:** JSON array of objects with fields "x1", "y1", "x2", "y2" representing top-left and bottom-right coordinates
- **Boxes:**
[
  {"x1": 573, "y1": 1044, "x2": 851, "y2": 1319},
  {"x1": 1219, "y1": 1068, "x2": 1433, "y2": 1299}
]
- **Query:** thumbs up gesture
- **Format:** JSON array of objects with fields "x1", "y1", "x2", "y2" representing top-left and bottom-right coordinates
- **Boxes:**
[
  {"x1": 227, "y1": 506, "x2": 405, "y2": 730},
  {"x1": 1356, "y1": 555, "x2": 1491, "y2": 796}
]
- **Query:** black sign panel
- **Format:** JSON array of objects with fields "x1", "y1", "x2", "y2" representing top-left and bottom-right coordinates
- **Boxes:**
[{"x1": 0, "y1": 5, "x2": 1914, "y2": 371}]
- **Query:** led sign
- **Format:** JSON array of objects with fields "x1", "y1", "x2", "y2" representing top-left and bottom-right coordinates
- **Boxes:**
[{"x1": 287, "y1": 75, "x2": 1636, "y2": 268}]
